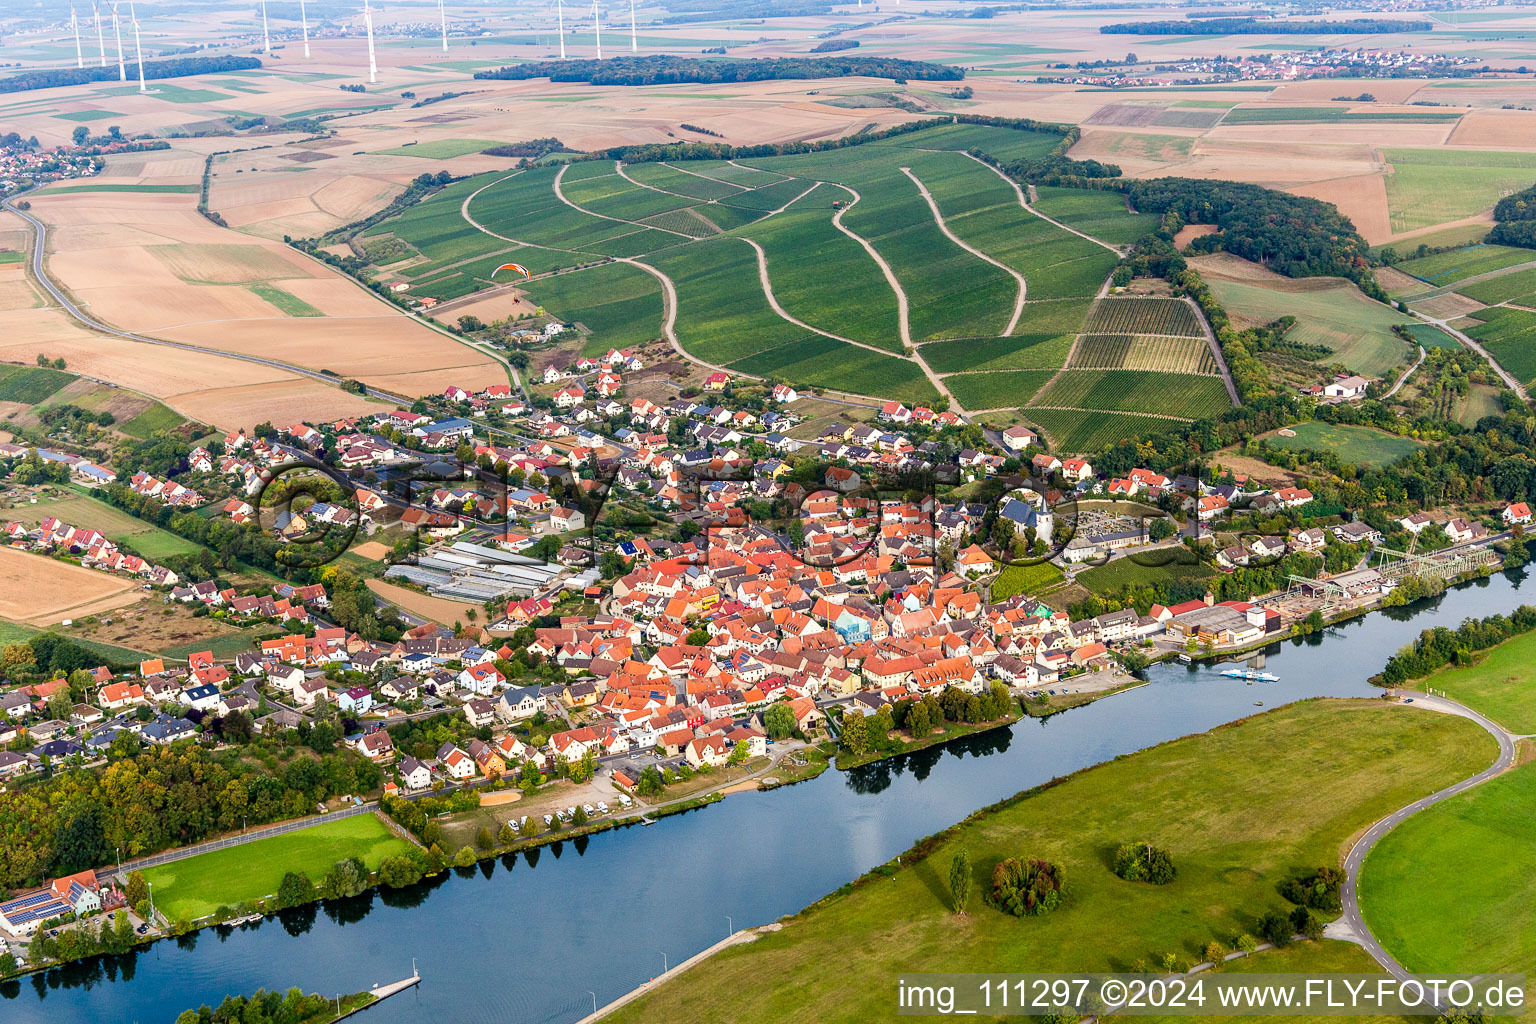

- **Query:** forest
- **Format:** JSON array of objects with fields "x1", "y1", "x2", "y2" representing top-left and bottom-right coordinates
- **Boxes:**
[
  {"x1": 1099, "y1": 17, "x2": 1433, "y2": 34},
  {"x1": 473, "y1": 54, "x2": 964, "y2": 86},
  {"x1": 1488, "y1": 183, "x2": 1536, "y2": 248},
  {"x1": 0, "y1": 56, "x2": 262, "y2": 95}
]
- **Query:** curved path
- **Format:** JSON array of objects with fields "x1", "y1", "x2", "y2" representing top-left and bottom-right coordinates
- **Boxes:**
[
  {"x1": 957, "y1": 151, "x2": 1124, "y2": 256},
  {"x1": 1382, "y1": 344, "x2": 1427, "y2": 400},
  {"x1": 553, "y1": 163, "x2": 692, "y2": 238},
  {"x1": 1182, "y1": 293, "x2": 1241, "y2": 406},
  {"x1": 1410, "y1": 309, "x2": 1529, "y2": 401},
  {"x1": 830, "y1": 183, "x2": 913, "y2": 349},
  {"x1": 1335, "y1": 694, "x2": 1519, "y2": 982},
  {"x1": 901, "y1": 164, "x2": 1026, "y2": 337}
]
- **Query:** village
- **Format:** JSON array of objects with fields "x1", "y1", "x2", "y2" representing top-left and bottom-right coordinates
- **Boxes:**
[{"x1": 0, "y1": 337, "x2": 1522, "y2": 956}]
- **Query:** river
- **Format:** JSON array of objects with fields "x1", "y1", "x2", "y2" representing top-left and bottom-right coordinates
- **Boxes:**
[{"x1": 5, "y1": 567, "x2": 1530, "y2": 1024}]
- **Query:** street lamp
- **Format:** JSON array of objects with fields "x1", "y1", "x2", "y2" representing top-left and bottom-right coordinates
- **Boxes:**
[
  {"x1": 725, "y1": 915, "x2": 732, "y2": 937},
  {"x1": 660, "y1": 949, "x2": 668, "y2": 974},
  {"x1": 587, "y1": 990, "x2": 597, "y2": 1015}
]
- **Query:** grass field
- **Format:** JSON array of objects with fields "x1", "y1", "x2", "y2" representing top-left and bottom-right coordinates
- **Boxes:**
[
  {"x1": 248, "y1": 282, "x2": 324, "y2": 317},
  {"x1": 606, "y1": 701, "x2": 1493, "y2": 1024},
  {"x1": 1222, "y1": 107, "x2": 1461, "y2": 124},
  {"x1": 38, "y1": 182, "x2": 200, "y2": 194},
  {"x1": 4, "y1": 493, "x2": 202, "y2": 560},
  {"x1": 1409, "y1": 629, "x2": 1536, "y2": 733},
  {"x1": 1204, "y1": 277, "x2": 1413, "y2": 378},
  {"x1": 1264, "y1": 421, "x2": 1422, "y2": 468},
  {"x1": 142, "y1": 814, "x2": 414, "y2": 922},
  {"x1": 376, "y1": 138, "x2": 501, "y2": 159},
  {"x1": 0, "y1": 619, "x2": 148, "y2": 662},
  {"x1": 1395, "y1": 244, "x2": 1536, "y2": 286},
  {"x1": 119, "y1": 402, "x2": 188, "y2": 439},
  {"x1": 1384, "y1": 149, "x2": 1536, "y2": 235},
  {"x1": 1360, "y1": 760, "x2": 1534, "y2": 979},
  {"x1": 1462, "y1": 305, "x2": 1536, "y2": 386}
]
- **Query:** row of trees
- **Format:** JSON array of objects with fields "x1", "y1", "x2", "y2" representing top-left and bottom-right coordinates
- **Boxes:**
[
  {"x1": 1376, "y1": 604, "x2": 1536, "y2": 686},
  {"x1": 0, "y1": 56, "x2": 262, "y2": 94},
  {"x1": 0, "y1": 739, "x2": 383, "y2": 891},
  {"x1": 1101, "y1": 17, "x2": 1432, "y2": 34},
  {"x1": 837, "y1": 683, "x2": 1018, "y2": 756},
  {"x1": 473, "y1": 55, "x2": 964, "y2": 86}
]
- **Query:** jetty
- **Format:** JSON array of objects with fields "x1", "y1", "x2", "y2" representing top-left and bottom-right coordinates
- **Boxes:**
[{"x1": 334, "y1": 974, "x2": 421, "y2": 1022}]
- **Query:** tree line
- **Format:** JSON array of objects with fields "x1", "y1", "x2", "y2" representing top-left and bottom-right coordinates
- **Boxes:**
[
  {"x1": 473, "y1": 55, "x2": 964, "y2": 86},
  {"x1": 1376, "y1": 604, "x2": 1536, "y2": 686},
  {"x1": 0, "y1": 56, "x2": 262, "y2": 95},
  {"x1": 1100, "y1": 17, "x2": 1433, "y2": 34}
]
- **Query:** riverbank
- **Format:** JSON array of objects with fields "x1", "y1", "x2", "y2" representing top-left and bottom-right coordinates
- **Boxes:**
[
  {"x1": 599, "y1": 698, "x2": 1495, "y2": 1024},
  {"x1": 10, "y1": 565, "x2": 1534, "y2": 1024}
]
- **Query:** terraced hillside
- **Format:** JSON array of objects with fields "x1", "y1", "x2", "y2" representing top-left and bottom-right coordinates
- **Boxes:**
[{"x1": 356, "y1": 121, "x2": 1229, "y2": 441}]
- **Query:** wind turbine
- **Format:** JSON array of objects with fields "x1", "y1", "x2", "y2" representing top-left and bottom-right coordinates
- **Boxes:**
[
  {"x1": 130, "y1": 1, "x2": 145, "y2": 92},
  {"x1": 300, "y1": 0, "x2": 310, "y2": 58},
  {"x1": 363, "y1": 0, "x2": 378, "y2": 84},
  {"x1": 592, "y1": 0, "x2": 601, "y2": 59},
  {"x1": 71, "y1": 7, "x2": 84, "y2": 68},
  {"x1": 629, "y1": 0, "x2": 636, "y2": 52},
  {"x1": 557, "y1": 0, "x2": 566, "y2": 58},
  {"x1": 92, "y1": 1, "x2": 107, "y2": 66},
  {"x1": 111, "y1": 1, "x2": 126, "y2": 82},
  {"x1": 260, "y1": 0, "x2": 271, "y2": 54},
  {"x1": 438, "y1": 0, "x2": 448, "y2": 52}
]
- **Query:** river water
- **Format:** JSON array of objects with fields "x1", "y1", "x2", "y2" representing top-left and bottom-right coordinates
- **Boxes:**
[{"x1": 5, "y1": 568, "x2": 1529, "y2": 1024}]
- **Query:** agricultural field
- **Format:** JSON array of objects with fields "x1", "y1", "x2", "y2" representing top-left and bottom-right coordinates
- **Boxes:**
[
  {"x1": 356, "y1": 122, "x2": 1145, "y2": 413},
  {"x1": 1032, "y1": 369, "x2": 1232, "y2": 420},
  {"x1": 1264, "y1": 421, "x2": 1423, "y2": 468},
  {"x1": 1456, "y1": 264, "x2": 1536, "y2": 306},
  {"x1": 520, "y1": 262, "x2": 665, "y2": 357},
  {"x1": 0, "y1": 364, "x2": 74, "y2": 404},
  {"x1": 1462, "y1": 305, "x2": 1536, "y2": 386},
  {"x1": 1204, "y1": 276, "x2": 1415, "y2": 379},
  {"x1": 3, "y1": 492, "x2": 203, "y2": 561},
  {"x1": 1398, "y1": 322, "x2": 1461, "y2": 349},
  {"x1": 1383, "y1": 149, "x2": 1536, "y2": 235},
  {"x1": 1069, "y1": 334, "x2": 1219, "y2": 374},
  {"x1": 142, "y1": 814, "x2": 414, "y2": 922},
  {"x1": 945, "y1": 369, "x2": 1056, "y2": 411},
  {"x1": 1023, "y1": 408, "x2": 1188, "y2": 453},
  {"x1": 1393, "y1": 244, "x2": 1535, "y2": 287},
  {"x1": 1030, "y1": 186, "x2": 1159, "y2": 246},
  {"x1": 1081, "y1": 296, "x2": 1203, "y2": 337}
]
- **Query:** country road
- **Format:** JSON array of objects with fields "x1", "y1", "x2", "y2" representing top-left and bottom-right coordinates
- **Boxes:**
[
  {"x1": 1333, "y1": 693, "x2": 1519, "y2": 982},
  {"x1": 1, "y1": 192, "x2": 499, "y2": 406}
]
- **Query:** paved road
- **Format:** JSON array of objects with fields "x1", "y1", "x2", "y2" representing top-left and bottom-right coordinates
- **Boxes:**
[
  {"x1": 1410, "y1": 309, "x2": 1529, "y2": 401},
  {"x1": 2, "y1": 193, "x2": 417, "y2": 407},
  {"x1": 1335, "y1": 693, "x2": 1518, "y2": 981},
  {"x1": 1382, "y1": 344, "x2": 1427, "y2": 400}
]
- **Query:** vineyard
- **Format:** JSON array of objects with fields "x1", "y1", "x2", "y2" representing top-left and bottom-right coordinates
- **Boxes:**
[
  {"x1": 1032, "y1": 369, "x2": 1233, "y2": 420},
  {"x1": 352, "y1": 120, "x2": 1220, "y2": 437},
  {"x1": 1082, "y1": 296, "x2": 1205, "y2": 337},
  {"x1": 1069, "y1": 334, "x2": 1219, "y2": 374}
]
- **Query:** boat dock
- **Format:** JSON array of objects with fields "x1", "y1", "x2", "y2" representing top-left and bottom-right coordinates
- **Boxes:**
[{"x1": 333, "y1": 974, "x2": 421, "y2": 1022}]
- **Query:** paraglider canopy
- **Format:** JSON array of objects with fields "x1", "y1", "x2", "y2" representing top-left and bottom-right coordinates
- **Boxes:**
[{"x1": 493, "y1": 263, "x2": 531, "y2": 280}]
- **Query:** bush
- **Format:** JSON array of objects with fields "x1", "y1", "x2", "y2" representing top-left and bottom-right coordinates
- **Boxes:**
[
  {"x1": 1257, "y1": 909, "x2": 1294, "y2": 947},
  {"x1": 1290, "y1": 905, "x2": 1325, "y2": 939},
  {"x1": 987, "y1": 857, "x2": 1065, "y2": 917},
  {"x1": 1279, "y1": 866, "x2": 1342, "y2": 910},
  {"x1": 1112, "y1": 842, "x2": 1176, "y2": 884}
]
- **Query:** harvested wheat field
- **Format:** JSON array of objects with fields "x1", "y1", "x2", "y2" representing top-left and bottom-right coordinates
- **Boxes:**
[
  {"x1": 1413, "y1": 292, "x2": 1488, "y2": 320},
  {"x1": 28, "y1": 186, "x2": 505, "y2": 395},
  {"x1": 1288, "y1": 172, "x2": 1392, "y2": 243},
  {"x1": 1173, "y1": 224, "x2": 1218, "y2": 250},
  {"x1": 1447, "y1": 109, "x2": 1536, "y2": 148},
  {"x1": 0, "y1": 546, "x2": 142, "y2": 625},
  {"x1": 367, "y1": 578, "x2": 487, "y2": 628},
  {"x1": 0, "y1": 305, "x2": 380, "y2": 429}
]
